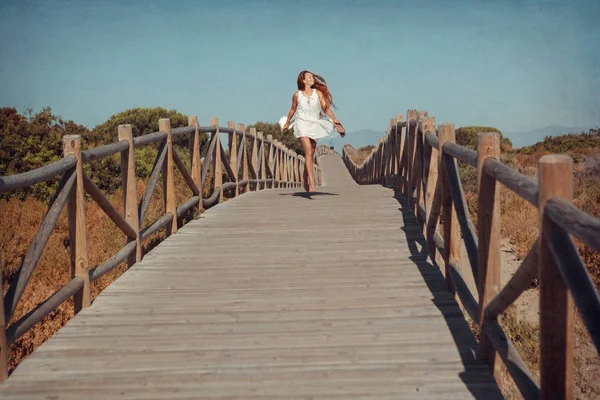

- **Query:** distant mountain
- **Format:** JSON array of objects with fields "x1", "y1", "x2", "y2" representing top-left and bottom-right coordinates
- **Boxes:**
[
  {"x1": 505, "y1": 125, "x2": 590, "y2": 149},
  {"x1": 317, "y1": 128, "x2": 385, "y2": 152}
]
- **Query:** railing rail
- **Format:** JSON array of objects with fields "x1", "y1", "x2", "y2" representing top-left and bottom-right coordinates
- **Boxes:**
[
  {"x1": 0, "y1": 116, "x2": 321, "y2": 382},
  {"x1": 342, "y1": 109, "x2": 600, "y2": 399}
]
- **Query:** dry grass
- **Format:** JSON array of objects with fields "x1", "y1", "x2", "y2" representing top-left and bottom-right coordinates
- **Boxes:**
[{"x1": 348, "y1": 145, "x2": 375, "y2": 166}]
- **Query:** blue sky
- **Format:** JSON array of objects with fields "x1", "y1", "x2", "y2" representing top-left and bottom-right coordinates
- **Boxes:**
[{"x1": 1, "y1": 0, "x2": 598, "y2": 136}]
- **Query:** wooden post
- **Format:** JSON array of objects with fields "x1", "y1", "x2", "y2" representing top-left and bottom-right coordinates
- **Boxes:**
[
  {"x1": 423, "y1": 117, "x2": 438, "y2": 244},
  {"x1": 476, "y1": 132, "x2": 501, "y2": 378},
  {"x1": 384, "y1": 123, "x2": 391, "y2": 186},
  {"x1": 257, "y1": 132, "x2": 265, "y2": 190},
  {"x1": 288, "y1": 148, "x2": 294, "y2": 187},
  {"x1": 297, "y1": 154, "x2": 302, "y2": 187},
  {"x1": 118, "y1": 125, "x2": 141, "y2": 264},
  {"x1": 284, "y1": 144, "x2": 289, "y2": 187},
  {"x1": 283, "y1": 145, "x2": 289, "y2": 188},
  {"x1": 159, "y1": 119, "x2": 177, "y2": 235},
  {"x1": 0, "y1": 257, "x2": 8, "y2": 383},
  {"x1": 389, "y1": 117, "x2": 398, "y2": 186},
  {"x1": 376, "y1": 140, "x2": 382, "y2": 183},
  {"x1": 260, "y1": 134, "x2": 267, "y2": 189},
  {"x1": 404, "y1": 109, "x2": 417, "y2": 196},
  {"x1": 439, "y1": 124, "x2": 461, "y2": 293},
  {"x1": 279, "y1": 141, "x2": 285, "y2": 188},
  {"x1": 188, "y1": 116, "x2": 202, "y2": 208},
  {"x1": 250, "y1": 128, "x2": 258, "y2": 190},
  {"x1": 397, "y1": 115, "x2": 406, "y2": 181},
  {"x1": 394, "y1": 114, "x2": 403, "y2": 186},
  {"x1": 280, "y1": 142, "x2": 285, "y2": 188},
  {"x1": 239, "y1": 124, "x2": 248, "y2": 193},
  {"x1": 374, "y1": 141, "x2": 380, "y2": 183},
  {"x1": 210, "y1": 118, "x2": 223, "y2": 202},
  {"x1": 293, "y1": 152, "x2": 299, "y2": 186},
  {"x1": 63, "y1": 135, "x2": 91, "y2": 312},
  {"x1": 279, "y1": 143, "x2": 285, "y2": 188},
  {"x1": 266, "y1": 134, "x2": 274, "y2": 188},
  {"x1": 411, "y1": 112, "x2": 427, "y2": 211},
  {"x1": 388, "y1": 119, "x2": 395, "y2": 186},
  {"x1": 539, "y1": 155, "x2": 574, "y2": 400},
  {"x1": 228, "y1": 121, "x2": 238, "y2": 197},
  {"x1": 273, "y1": 140, "x2": 280, "y2": 187}
]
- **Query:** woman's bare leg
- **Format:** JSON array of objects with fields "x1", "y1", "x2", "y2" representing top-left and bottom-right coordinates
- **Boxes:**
[
  {"x1": 303, "y1": 166, "x2": 309, "y2": 192},
  {"x1": 299, "y1": 137, "x2": 316, "y2": 192}
]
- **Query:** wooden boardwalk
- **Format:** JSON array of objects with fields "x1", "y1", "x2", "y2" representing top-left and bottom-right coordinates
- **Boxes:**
[{"x1": 1, "y1": 155, "x2": 502, "y2": 399}]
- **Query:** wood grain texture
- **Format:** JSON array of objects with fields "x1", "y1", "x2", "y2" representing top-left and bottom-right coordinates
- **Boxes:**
[
  {"x1": 250, "y1": 128, "x2": 258, "y2": 188},
  {"x1": 188, "y1": 116, "x2": 202, "y2": 208},
  {"x1": 476, "y1": 132, "x2": 501, "y2": 378},
  {"x1": 159, "y1": 119, "x2": 177, "y2": 235},
  {"x1": 439, "y1": 124, "x2": 461, "y2": 295},
  {"x1": 63, "y1": 135, "x2": 91, "y2": 312},
  {"x1": 210, "y1": 118, "x2": 223, "y2": 202},
  {"x1": 538, "y1": 155, "x2": 574, "y2": 400},
  {"x1": 118, "y1": 125, "x2": 142, "y2": 264},
  {"x1": 228, "y1": 121, "x2": 239, "y2": 197},
  {"x1": 1, "y1": 155, "x2": 500, "y2": 399}
]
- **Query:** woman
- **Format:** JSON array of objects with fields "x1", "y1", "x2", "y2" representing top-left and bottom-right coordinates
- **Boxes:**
[{"x1": 281, "y1": 70, "x2": 344, "y2": 192}]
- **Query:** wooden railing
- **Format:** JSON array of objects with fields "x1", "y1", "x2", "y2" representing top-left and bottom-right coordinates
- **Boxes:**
[
  {"x1": 0, "y1": 117, "x2": 321, "y2": 382},
  {"x1": 342, "y1": 109, "x2": 600, "y2": 399}
]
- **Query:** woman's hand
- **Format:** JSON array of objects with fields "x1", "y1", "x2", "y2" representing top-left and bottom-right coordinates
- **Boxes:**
[
  {"x1": 282, "y1": 121, "x2": 289, "y2": 130},
  {"x1": 333, "y1": 120, "x2": 345, "y2": 137}
]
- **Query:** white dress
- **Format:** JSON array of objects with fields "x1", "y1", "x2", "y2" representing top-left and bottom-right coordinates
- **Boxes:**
[{"x1": 290, "y1": 89, "x2": 334, "y2": 140}]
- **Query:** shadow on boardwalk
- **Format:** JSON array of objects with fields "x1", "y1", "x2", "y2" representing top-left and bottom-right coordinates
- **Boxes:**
[
  {"x1": 392, "y1": 188, "x2": 503, "y2": 400},
  {"x1": 278, "y1": 191, "x2": 340, "y2": 200}
]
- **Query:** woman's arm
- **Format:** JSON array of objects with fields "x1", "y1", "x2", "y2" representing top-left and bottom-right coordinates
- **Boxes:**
[
  {"x1": 282, "y1": 92, "x2": 298, "y2": 129},
  {"x1": 317, "y1": 90, "x2": 339, "y2": 123}
]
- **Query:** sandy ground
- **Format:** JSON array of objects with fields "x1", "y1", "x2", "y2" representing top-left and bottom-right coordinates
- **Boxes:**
[
  {"x1": 456, "y1": 238, "x2": 539, "y2": 325},
  {"x1": 454, "y1": 239, "x2": 599, "y2": 399}
]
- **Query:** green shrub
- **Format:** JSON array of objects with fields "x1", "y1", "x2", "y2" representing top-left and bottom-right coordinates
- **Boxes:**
[
  {"x1": 517, "y1": 129, "x2": 600, "y2": 155},
  {"x1": 455, "y1": 126, "x2": 512, "y2": 151},
  {"x1": 1, "y1": 107, "x2": 208, "y2": 201}
]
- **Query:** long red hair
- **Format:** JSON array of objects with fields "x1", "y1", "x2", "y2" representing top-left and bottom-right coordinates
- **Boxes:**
[{"x1": 297, "y1": 70, "x2": 336, "y2": 109}]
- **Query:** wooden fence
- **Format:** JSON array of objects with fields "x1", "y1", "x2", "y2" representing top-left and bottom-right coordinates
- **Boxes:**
[
  {"x1": 342, "y1": 110, "x2": 600, "y2": 399},
  {"x1": 0, "y1": 117, "x2": 321, "y2": 382}
]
